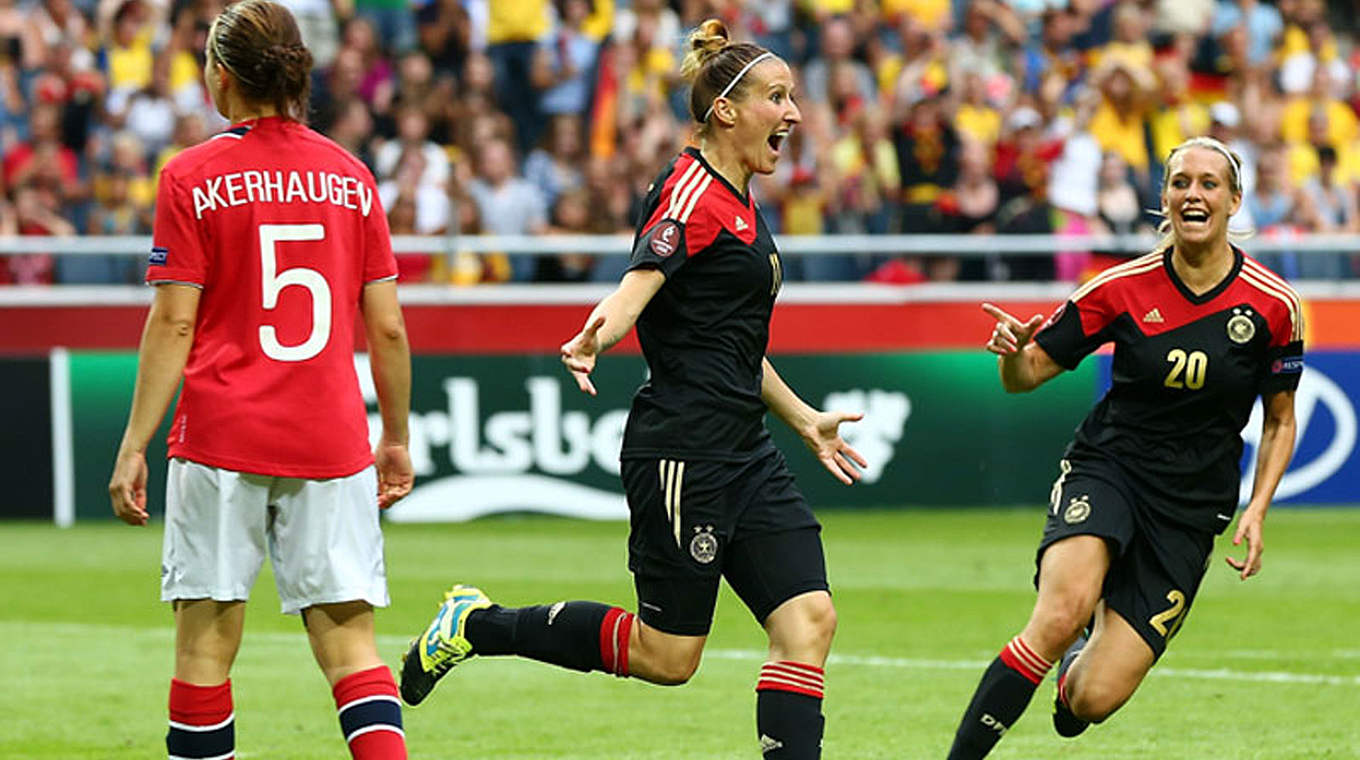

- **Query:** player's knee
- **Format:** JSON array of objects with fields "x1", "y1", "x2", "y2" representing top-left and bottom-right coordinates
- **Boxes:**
[
  {"x1": 647, "y1": 649, "x2": 702, "y2": 685},
  {"x1": 767, "y1": 594, "x2": 836, "y2": 661},
  {"x1": 1028, "y1": 600, "x2": 1092, "y2": 650},
  {"x1": 632, "y1": 631, "x2": 703, "y2": 686},
  {"x1": 1067, "y1": 678, "x2": 1129, "y2": 723},
  {"x1": 802, "y1": 596, "x2": 837, "y2": 652}
]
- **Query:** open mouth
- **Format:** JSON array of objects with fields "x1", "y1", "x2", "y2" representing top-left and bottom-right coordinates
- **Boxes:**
[
  {"x1": 768, "y1": 129, "x2": 790, "y2": 154},
  {"x1": 1181, "y1": 209, "x2": 1210, "y2": 225}
]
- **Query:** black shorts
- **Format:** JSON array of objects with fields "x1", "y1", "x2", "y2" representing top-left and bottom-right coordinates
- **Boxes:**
[
  {"x1": 620, "y1": 447, "x2": 826, "y2": 636},
  {"x1": 1037, "y1": 457, "x2": 1215, "y2": 659}
]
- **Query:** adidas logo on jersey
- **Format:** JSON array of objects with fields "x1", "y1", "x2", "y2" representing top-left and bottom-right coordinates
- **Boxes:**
[
  {"x1": 734, "y1": 215, "x2": 749, "y2": 232},
  {"x1": 1142, "y1": 308, "x2": 1165, "y2": 323}
]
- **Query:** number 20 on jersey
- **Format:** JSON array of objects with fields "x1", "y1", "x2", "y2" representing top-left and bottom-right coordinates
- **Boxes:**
[{"x1": 1164, "y1": 348, "x2": 1207, "y2": 390}]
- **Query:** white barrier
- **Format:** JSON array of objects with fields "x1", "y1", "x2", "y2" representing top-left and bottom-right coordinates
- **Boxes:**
[{"x1": 1, "y1": 232, "x2": 1358, "y2": 256}]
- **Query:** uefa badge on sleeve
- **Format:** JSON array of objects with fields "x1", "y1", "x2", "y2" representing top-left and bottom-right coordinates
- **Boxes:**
[
  {"x1": 650, "y1": 220, "x2": 681, "y2": 258},
  {"x1": 149, "y1": 246, "x2": 169, "y2": 266}
]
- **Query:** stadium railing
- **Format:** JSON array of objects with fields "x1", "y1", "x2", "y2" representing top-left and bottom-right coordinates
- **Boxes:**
[
  {"x1": 2, "y1": 234, "x2": 1357, "y2": 305},
  {"x1": 3, "y1": 232, "x2": 1360, "y2": 256}
]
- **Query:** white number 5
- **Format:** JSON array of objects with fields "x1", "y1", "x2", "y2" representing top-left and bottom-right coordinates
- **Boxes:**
[{"x1": 259, "y1": 223, "x2": 331, "y2": 362}]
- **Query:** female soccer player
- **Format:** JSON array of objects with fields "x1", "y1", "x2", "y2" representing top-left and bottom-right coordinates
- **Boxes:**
[
  {"x1": 400, "y1": 19, "x2": 866, "y2": 759},
  {"x1": 946, "y1": 136, "x2": 1303, "y2": 758},
  {"x1": 108, "y1": 2, "x2": 412, "y2": 758}
]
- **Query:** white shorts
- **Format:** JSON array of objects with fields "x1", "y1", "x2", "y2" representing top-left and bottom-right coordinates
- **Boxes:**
[{"x1": 161, "y1": 458, "x2": 390, "y2": 615}]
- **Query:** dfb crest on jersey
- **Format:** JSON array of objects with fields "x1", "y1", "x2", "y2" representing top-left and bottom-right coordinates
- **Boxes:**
[
  {"x1": 690, "y1": 524, "x2": 718, "y2": 564},
  {"x1": 650, "y1": 220, "x2": 681, "y2": 257},
  {"x1": 1064, "y1": 494, "x2": 1091, "y2": 524},
  {"x1": 1227, "y1": 309, "x2": 1256, "y2": 344}
]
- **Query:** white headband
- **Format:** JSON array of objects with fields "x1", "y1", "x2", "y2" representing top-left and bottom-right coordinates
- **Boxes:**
[
  {"x1": 1206, "y1": 142, "x2": 1242, "y2": 184},
  {"x1": 702, "y1": 51, "x2": 774, "y2": 123},
  {"x1": 1178, "y1": 140, "x2": 1241, "y2": 186}
]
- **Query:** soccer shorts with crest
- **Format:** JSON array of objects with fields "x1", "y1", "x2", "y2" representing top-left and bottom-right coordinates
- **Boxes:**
[
  {"x1": 620, "y1": 445, "x2": 827, "y2": 636},
  {"x1": 160, "y1": 458, "x2": 390, "y2": 614},
  {"x1": 1037, "y1": 455, "x2": 1215, "y2": 659}
]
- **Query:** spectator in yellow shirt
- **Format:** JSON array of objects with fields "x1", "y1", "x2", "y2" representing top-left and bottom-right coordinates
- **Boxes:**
[
  {"x1": 1280, "y1": 65, "x2": 1357, "y2": 149},
  {"x1": 1088, "y1": 59, "x2": 1155, "y2": 192},
  {"x1": 1091, "y1": 2, "x2": 1153, "y2": 74},
  {"x1": 954, "y1": 68, "x2": 1002, "y2": 147}
]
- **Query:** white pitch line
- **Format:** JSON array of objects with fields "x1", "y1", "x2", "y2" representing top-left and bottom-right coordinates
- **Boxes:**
[{"x1": 8, "y1": 621, "x2": 1360, "y2": 687}]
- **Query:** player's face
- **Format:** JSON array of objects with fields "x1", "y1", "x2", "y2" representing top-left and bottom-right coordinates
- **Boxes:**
[
  {"x1": 1162, "y1": 147, "x2": 1242, "y2": 248},
  {"x1": 731, "y1": 59, "x2": 801, "y2": 175}
]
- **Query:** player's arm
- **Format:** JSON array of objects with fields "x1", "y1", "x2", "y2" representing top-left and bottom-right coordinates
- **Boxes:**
[
  {"x1": 982, "y1": 302, "x2": 1065, "y2": 393},
  {"x1": 361, "y1": 279, "x2": 413, "y2": 509},
  {"x1": 761, "y1": 357, "x2": 867, "y2": 485},
  {"x1": 1228, "y1": 389, "x2": 1297, "y2": 580},
  {"x1": 560, "y1": 268, "x2": 665, "y2": 395},
  {"x1": 109, "y1": 283, "x2": 201, "y2": 526}
]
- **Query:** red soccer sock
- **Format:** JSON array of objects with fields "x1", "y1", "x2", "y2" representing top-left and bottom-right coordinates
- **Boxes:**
[
  {"x1": 998, "y1": 635, "x2": 1054, "y2": 685},
  {"x1": 167, "y1": 679, "x2": 234, "y2": 760},
  {"x1": 598, "y1": 607, "x2": 635, "y2": 677},
  {"x1": 332, "y1": 666, "x2": 406, "y2": 760}
]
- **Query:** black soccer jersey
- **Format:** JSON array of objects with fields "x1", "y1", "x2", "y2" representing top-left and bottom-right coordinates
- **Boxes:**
[
  {"x1": 620, "y1": 148, "x2": 785, "y2": 462},
  {"x1": 1034, "y1": 247, "x2": 1305, "y2": 532}
]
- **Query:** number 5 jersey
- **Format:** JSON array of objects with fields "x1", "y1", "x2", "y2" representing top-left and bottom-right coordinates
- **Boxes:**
[{"x1": 146, "y1": 116, "x2": 397, "y2": 478}]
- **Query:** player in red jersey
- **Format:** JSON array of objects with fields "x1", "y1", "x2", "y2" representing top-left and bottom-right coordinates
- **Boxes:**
[
  {"x1": 107, "y1": 3, "x2": 411, "y2": 758},
  {"x1": 399, "y1": 19, "x2": 866, "y2": 759},
  {"x1": 947, "y1": 136, "x2": 1303, "y2": 758}
]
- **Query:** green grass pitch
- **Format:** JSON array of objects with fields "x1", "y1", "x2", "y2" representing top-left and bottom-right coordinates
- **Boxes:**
[{"x1": 2, "y1": 509, "x2": 1358, "y2": 759}]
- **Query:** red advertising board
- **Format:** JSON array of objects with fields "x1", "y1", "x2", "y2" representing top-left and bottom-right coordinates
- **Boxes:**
[{"x1": 3, "y1": 292, "x2": 1358, "y2": 354}]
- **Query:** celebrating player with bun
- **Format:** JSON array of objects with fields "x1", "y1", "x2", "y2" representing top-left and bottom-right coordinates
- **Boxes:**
[
  {"x1": 108, "y1": 2, "x2": 412, "y2": 757},
  {"x1": 400, "y1": 18, "x2": 866, "y2": 759},
  {"x1": 946, "y1": 136, "x2": 1304, "y2": 758}
]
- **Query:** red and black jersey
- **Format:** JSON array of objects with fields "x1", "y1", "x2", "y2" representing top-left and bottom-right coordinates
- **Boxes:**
[
  {"x1": 620, "y1": 147, "x2": 785, "y2": 462},
  {"x1": 1035, "y1": 246, "x2": 1305, "y2": 532}
]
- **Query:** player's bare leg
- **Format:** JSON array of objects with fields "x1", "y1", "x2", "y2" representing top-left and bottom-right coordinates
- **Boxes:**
[
  {"x1": 1020, "y1": 535, "x2": 1110, "y2": 659},
  {"x1": 624, "y1": 620, "x2": 707, "y2": 685},
  {"x1": 304, "y1": 601, "x2": 406, "y2": 759},
  {"x1": 756, "y1": 591, "x2": 836, "y2": 759},
  {"x1": 1059, "y1": 602, "x2": 1154, "y2": 723},
  {"x1": 303, "y1": 601, "x2": 385, "y2": 685},
  {"x1": 947, "y1": 536, "x2": 1108, "y2": 759},
  {"x1": 167, "y1": 600, "x2": 244, "y2": 760},
  {"x1": 174, "y1": 600, "x2": 245, "y2": 684}
]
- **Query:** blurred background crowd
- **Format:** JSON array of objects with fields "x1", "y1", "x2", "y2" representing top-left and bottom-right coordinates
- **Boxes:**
[{"x1": 2, "y1": 0, "x2": 1358, "y2": 285}]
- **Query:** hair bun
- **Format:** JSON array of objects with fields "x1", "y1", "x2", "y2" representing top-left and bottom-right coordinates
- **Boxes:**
[
  {"x1": 263, "y1": 42, "x2": 312, "y2": 70},
  {"x1": 680, "y1": 18, "x2": 730, "y2": 83}
]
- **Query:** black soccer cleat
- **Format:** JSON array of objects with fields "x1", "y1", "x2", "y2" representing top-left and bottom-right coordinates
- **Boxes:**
[{"x1": 1053, "y1": 635, "x2": 1090, "y2": 738}]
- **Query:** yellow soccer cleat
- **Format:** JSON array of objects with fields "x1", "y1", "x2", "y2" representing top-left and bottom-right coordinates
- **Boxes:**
[{"x1": 399, "y1": 585, "x2": 492, "y2": 706}]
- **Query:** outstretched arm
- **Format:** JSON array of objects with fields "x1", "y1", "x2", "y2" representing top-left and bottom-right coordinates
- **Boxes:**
[
  {"x1": 762, "y1": 357, "x2": 867, "y2": 485},
  {"x1": 561, "y1": 269, "x2": 666, "y2": 395},
  {"x1": 1228, "y1": 389, "x2": 1297, "y2": 580},
  {"x1": 982, "y1": 302, "x2": 1065, "y2": 393}
]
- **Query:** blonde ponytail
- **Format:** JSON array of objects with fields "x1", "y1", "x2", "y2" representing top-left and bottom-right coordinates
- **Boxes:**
[{"x1": 680, "y1": 18, "x2": 730, "y2": 85}]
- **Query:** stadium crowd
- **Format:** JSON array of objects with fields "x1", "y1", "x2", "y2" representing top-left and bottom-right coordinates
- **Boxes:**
[{"x1": 1, "y1": 0, "x2": 1357, "y2": 284}]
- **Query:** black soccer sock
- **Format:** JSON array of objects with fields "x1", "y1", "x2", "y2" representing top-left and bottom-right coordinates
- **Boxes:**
[
  {"x1": 755, "y1": 661, "x2": 825, "y2": 759},
  {"x1": 464, "y1": 602, "x2": 634, "y2": 675},
  {"x1": 947, "y1": 636, "x2": 1053, "y2": 760}
]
